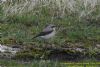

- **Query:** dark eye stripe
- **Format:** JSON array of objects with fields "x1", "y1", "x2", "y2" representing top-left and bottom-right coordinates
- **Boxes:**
[{"x1": 51, "y1": 26, "x2": 56, "y2": 28}]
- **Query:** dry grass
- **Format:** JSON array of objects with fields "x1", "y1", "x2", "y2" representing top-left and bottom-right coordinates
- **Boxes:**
[{"x1": 1, "y1": 0, "x2": 100, "y2": 19}]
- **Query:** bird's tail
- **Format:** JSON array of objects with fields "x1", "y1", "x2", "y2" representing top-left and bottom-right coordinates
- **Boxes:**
[{"x1": 32, "y1": 35, "x2": 38, "y2": 39}]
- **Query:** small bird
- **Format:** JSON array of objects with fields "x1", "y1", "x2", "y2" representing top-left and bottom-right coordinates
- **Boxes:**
[{"x1": 33, "y1": 24, "x2": 56, "y2": 40}]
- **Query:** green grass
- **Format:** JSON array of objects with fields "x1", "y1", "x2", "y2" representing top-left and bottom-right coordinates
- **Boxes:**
[
  {"x1": 1, "y1": 15, "x2": 100, "y2": 45},
  {"x1": 0, "y1": 0, "x2": 100, "y2": 63},
  {"x1": 0, "y1": 59, "x2": 100, "y2": 67},
  {"x1": 0, "y1": 60, "x2": 64, "y2": 67}
]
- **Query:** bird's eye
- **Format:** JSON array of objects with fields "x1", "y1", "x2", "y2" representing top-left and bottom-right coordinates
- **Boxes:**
[{"x1": 51, "y1": 26, "x2": 56, "y2": 28}]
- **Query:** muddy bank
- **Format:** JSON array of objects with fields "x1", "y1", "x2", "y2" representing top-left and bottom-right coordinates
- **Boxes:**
[
  {"x1": 13, "y1": 46, "x2": 100, "y2": 62},
  {"x1": 0, "y1": 44, "x2": 100, "y2": 62}
]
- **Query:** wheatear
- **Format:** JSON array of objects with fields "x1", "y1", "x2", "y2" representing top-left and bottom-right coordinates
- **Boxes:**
[{"x1": 33, "y1": 24, "x2": 56, "y2": 39}]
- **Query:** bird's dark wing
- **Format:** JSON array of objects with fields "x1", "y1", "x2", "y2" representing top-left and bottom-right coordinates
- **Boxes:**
[{"x1": 33, "y1": 30, "x2": 53, "y2": 38}]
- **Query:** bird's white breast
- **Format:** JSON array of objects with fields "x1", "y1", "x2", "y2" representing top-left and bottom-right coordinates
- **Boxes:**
[{"x1": 40, "y1": 31, "x2": 56, "y2": 39}]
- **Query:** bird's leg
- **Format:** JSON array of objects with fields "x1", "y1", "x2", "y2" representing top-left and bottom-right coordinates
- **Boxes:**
[{"x1": 40, "y1": 40, "x2": 49, "y2": 59}]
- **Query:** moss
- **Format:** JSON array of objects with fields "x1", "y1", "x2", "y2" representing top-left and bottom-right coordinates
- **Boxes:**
[{"x1": 15, "y1": 48, "x2": 49, "y2": 60}]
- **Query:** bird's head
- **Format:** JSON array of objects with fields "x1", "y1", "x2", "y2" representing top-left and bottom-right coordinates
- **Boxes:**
[{"x1": 46, "y1": 24, "x2": 56, "y2": 30}]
